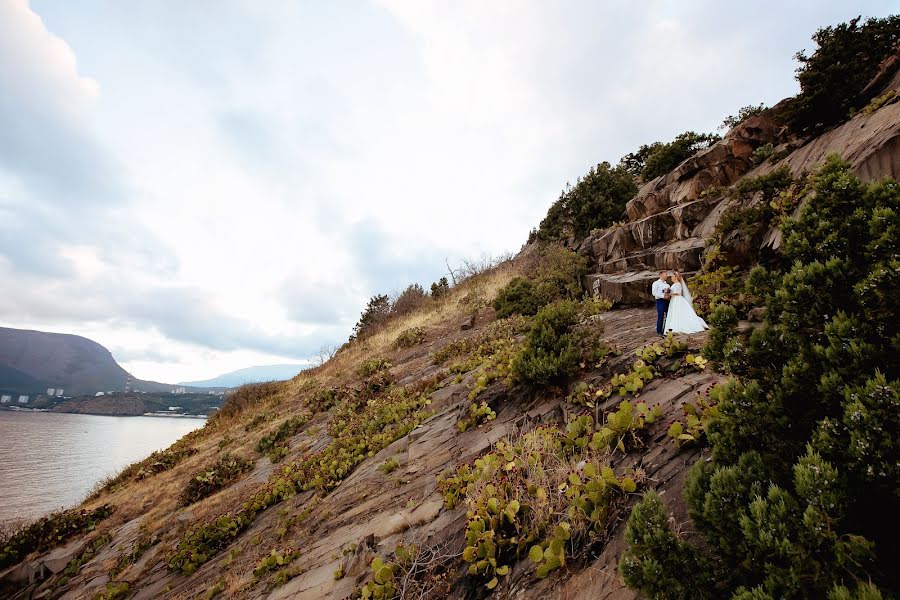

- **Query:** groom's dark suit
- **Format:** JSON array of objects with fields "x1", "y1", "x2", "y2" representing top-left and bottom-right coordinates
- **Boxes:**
[{"x1": 651, "y1": 278, "x2": 670, "y2": 336}]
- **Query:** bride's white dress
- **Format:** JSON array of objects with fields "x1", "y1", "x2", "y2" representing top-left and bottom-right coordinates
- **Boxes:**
[{"x1": 664, "y1": 282, "x2": 708, "y2": 334}]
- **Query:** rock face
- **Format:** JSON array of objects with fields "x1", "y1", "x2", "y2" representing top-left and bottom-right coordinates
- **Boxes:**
[{"x1": 578, "y1": 66, "x2": 900, "y2": 306}]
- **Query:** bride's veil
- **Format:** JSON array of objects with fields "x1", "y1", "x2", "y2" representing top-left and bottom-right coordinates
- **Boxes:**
[{"x1": 681, "y1": 275, "x2": 694, "y2": 307}]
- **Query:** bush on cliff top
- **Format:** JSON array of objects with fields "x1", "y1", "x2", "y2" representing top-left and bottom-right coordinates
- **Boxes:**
[
  {"x1": 787, "y1": 15, "x2": 900, "y2": 133},
  {"x1": 531, "y1": 161, "x2": 637, "y2": 241},
  {"x1": 621, "y1": 156, "x2": 900, "y2": 599},
  {"x1": 492, "y1": 246, "x2": 587, "y2": 318},
  {"x1": 620, "y1": 131, "x2": 720, "y2": 181}
]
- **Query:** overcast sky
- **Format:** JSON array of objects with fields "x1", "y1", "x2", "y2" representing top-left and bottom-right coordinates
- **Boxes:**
[{"x1": 0, "y1": 1, "x2": 894, "y2": 383}]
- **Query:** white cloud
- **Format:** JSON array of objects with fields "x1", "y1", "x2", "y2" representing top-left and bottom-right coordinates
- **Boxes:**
[{"x1": 1, "y1": 0, "x2": 896, "y2": 382}]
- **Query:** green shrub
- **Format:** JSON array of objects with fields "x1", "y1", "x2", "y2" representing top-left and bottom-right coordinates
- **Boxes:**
[
  {"x1": 492, "y1": 247, "x2": 587, "y2": 318},
  {"x1": 394, "y1": 326, "x2": 426, "y2": 349},
  {"x1": 620, "y1": 131, "x2": 720, "y2": 181},
  {"x1": 619, "y1": 492, "x2": 717, "y2": 600},
  {"x1": 180, "y1": 454, "x2": 255, "y2": 506},
  {"x1": 430, "y1": 276, "x2": 450, "y2": 298},
  {"x1": 622, "y1": 156, "x2": 900, "y2": 598},
  {"x1": 751, "y1": 143, "x2": 774, "y2": 165},
  {"x1": 720, "y1": 104, "x2": 768, "y2": 130},
  {"x1": 511, "y1": 300, "x2": 580, "y2": 385},
  {"x1": 532, "y1": 162, "x2": 637, "y2": 241},
  {"x1": 256, "y1": 415, "x2": 309, "y2": 462},
  {"x1": 351, "y1": 294, "x2": 391, "y2": 341},
  {"x1": 787, "y1": 15, "x2": 900, "y2": 133},
  {"x1": 0, "y1": 505, "x2": 112, "y2": 569}
]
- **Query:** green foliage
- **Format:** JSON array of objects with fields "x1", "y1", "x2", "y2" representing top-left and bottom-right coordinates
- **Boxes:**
[
  {"x1": 430, "y1": 276, "x2": 450, "y2": 299},
  {"x1": 751, "y1": 143, "x2": 774, "y2": 165},
  {"x1": 254, "y1": 547, "x2": 301, "y2": 579},
  {"x1": 667, "y1": 385, "x2": 721, "y2": 447},
  {"x1": 620, "y1": 492, "x2": 718, "y2": 600},
  {"x1": 352, "y1": 294, "x2": 392, "y2": 340},
  {"x1": 492, "y1": 246, "x2": 587, "y2": 318},
  {"x1": 511, "y1": 300, "x2": 580, "y2": 385},
  {"x1": 787, "y1": 15, "x2": 900, "y2": 133},
  {"x1": 624, "y1": 157, "x2": 900, "y2": 598},
  {"x1": 93, "y1": 581, "x2": 131, "y2": 600},
  {"x1": 720, "y1": 104, "x2": 768, "y2": 130},
  {"x1": 432, "y1": 314, "x2": 529, "y2": 367},
  {"x1": 394, "y1": 326, "x2": 426, "y2": 349},
  {"x1": 358, "y1": 357, "x2": 392, "y2": 377},
  {"x1": 440, "y1": 425, "x2": 637, "y2": 588},
  {"x1": 532, "y1": 162, "x2": 637, "y2": 241},
  {"x1": 856, "y1": 89, "x2": 897, "y2": 117},
  {"x1": 180, "y1": 454, "x2": 255, "y2": 506},
  {"x1": 256, "y1": 415, "x2": 310, "y2": 462},
  {"x1": 620, "y1": 131, "x2": 720, "y2": 181},
  {"x1": 244, "y1": 413, "x2": 270, "y2": 432},
  {"x1": 378, "y1": 456, "x2": 399, "y2": 474},
  {"x1": 0, "y1": 505, "x2": 112, "y2": 569},
  {"x1": 457, "y1": 401, "x2": 496, "y2": 433},
  {"x1": 359, "y1": 555, "x2": 400, "y2": 599}
]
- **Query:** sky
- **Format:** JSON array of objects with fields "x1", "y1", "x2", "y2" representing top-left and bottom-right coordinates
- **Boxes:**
[{"x1": 0, "y1": 0, "x2": 895, "y2": 383}]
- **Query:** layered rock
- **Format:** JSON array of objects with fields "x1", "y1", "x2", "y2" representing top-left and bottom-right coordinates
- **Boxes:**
[{"x1": 579, "y1": 66, "x2": 900, "y2": 306}]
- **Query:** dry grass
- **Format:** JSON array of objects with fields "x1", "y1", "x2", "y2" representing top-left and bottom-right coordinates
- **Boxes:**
[{"x1": 291, "y1": 259, "x2": 522, "y2": 392}]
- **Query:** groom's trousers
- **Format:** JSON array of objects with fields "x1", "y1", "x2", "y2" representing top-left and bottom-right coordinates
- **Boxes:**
[{"x1": 656, "y1": 299, "x2": 669, "y2": 335}]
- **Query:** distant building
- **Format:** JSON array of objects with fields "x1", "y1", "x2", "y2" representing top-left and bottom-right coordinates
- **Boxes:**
[
  {"x1": 0, "y1": 395, "x2": 10, "y2": 404},
  {"x1": 95, "y1": 392, "x2": 105, "y2": 397},
  {"x1": 168, "y1": 406, "x2": 182, "y2": 411},
  {"x1": 47, "y1": 387, "x2": 55, "y2": 396},
  {"x1": 17, "y1": 395, "x2": 28, "y2": 404},
  {"x1": 56, "y1": 389, "x2": 64, "y2": 397}
]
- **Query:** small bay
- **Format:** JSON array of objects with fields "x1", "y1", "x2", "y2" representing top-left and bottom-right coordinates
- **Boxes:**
[{"x1": 0, "y1": 411, "x2": 203, "y2": 524}]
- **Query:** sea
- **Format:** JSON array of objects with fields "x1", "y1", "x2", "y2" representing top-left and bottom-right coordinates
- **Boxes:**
[{"x1": 0, "y1": 410, "x2": 203, "y2": 525}]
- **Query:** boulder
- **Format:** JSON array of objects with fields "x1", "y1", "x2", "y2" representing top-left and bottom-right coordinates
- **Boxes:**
[
  {"x1": 459, "y1": 315, "x2": 475, "y2": 330},
  {"x1": 585, "y1": 271, "x2": 658, "y2": 305}
]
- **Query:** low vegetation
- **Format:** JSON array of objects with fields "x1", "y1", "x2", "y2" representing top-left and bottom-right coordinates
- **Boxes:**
[
  {"x1": 256, "y1": 415, "x2": 310, "y2": 462},
  {"x1": 0, "y1": 505, "x2": 112, "y2": 569},
  {"x1": 622, "y1": 156, "x2": 900, "y2": 598},
  {"x1": 620, "y1": 131, "x2": 720, "y2": 181},
  {"x1": 180, "y1": 454, "x2": 255, "y2": 506}
]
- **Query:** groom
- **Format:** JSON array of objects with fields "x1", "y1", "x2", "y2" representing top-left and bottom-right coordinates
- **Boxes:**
[{"x1": 651, "y1": 270, "x2": 671, "y2": 337}]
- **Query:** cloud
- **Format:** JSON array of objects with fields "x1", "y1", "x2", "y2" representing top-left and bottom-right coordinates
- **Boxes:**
[{"x1": 2, "y1": 0, "x2": 896, "y2": 382}]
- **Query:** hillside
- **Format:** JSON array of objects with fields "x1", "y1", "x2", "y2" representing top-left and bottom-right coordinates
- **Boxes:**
[
  {"x1": 0, "y1": 327, "x2": 228, "y2": 398},
  {"x1": 0, "y1": 327, "x2": 132, "y2": 396},
  {"x1": 1, "y1": 17, "x2": 898, "y2": 600}
]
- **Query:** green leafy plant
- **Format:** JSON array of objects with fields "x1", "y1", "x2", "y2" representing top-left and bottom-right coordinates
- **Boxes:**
[
  {"x1": 620, "y1": 131, "x2": 720, "y2": 181},
  {"x1": 667, "y1": 385, "x2": 721, "y2": 448},
  {"x1": 256, "y1": 415, "x2": 309, "y2": 462},
  {"x1": 254, "y1": 547, "x2": 300, "y2": 579},
  {"x1": 511, "y1": 300, "x2": 580, "y2": 385},
  {"x1": 457, "y1": 401, "x2": 497, "y2": 433},
  {"x1": 394, "y1": 326, "x2": 426, "y2": 349},
  {"x1": 180, "y1": 454, "x2": 255, "y2": 506},
  {"x1": 377, "y1": 456, "x2": 399, "y2": 474},
  {"x1": 0, "y1": 505, "x2": 112, "y2": 570},
  {"x1": 622, "y1": 156, "x2": 900, "y2": 598}
]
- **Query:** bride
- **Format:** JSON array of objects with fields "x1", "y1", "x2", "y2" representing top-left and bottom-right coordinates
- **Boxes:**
[{"x1": 664, "y1": 271, "x2": 709, "y2": 334}]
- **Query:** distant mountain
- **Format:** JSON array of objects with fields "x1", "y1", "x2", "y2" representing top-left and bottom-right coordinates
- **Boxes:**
[
  {"x1": 0, "y1": 326, "x2": 224, "y2": 397},
  {"x1": 179, "y1": 364, "x2": 308, "y2": 388},
  {"x1": 0, "y1": 327, "x2": 132, "y2": 396}
]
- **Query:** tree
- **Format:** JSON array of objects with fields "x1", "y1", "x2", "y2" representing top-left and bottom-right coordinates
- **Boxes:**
[
  {"x1": 719, "y1": 104, "x2": 768, "y2": 131},
  {"x1": 351, "y1": 294, "x2": 391, "y2": 340},
  {"x1": 534, "y1": 162, "x2": 637, "y2": 241},
  {"x1": 620, "y1": 131, "x2": 721, "y2": 181},
  {"x1": 621, "y1": 156, "x2": 900, "y2": 598},
  {"x1": 787, "y1": 15, "x2": 900, "y2": 133},
  {"x1": 430, "y1": 277, "x2": 450, "y2": 299}
]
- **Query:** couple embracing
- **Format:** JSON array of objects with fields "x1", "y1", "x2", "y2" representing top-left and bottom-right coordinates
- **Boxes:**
[{"x1": 651, "y1": 270, "x2": 708, "y2": 336}]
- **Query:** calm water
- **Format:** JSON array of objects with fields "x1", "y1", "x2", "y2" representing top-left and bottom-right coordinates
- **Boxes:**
[{"x1": 0, "y1": 411, "x2": 203, "y2": 524}]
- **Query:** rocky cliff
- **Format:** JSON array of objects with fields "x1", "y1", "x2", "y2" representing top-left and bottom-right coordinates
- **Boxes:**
[{"x1": 2, "y1": 49, "x2": 899, "y2": 600}]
